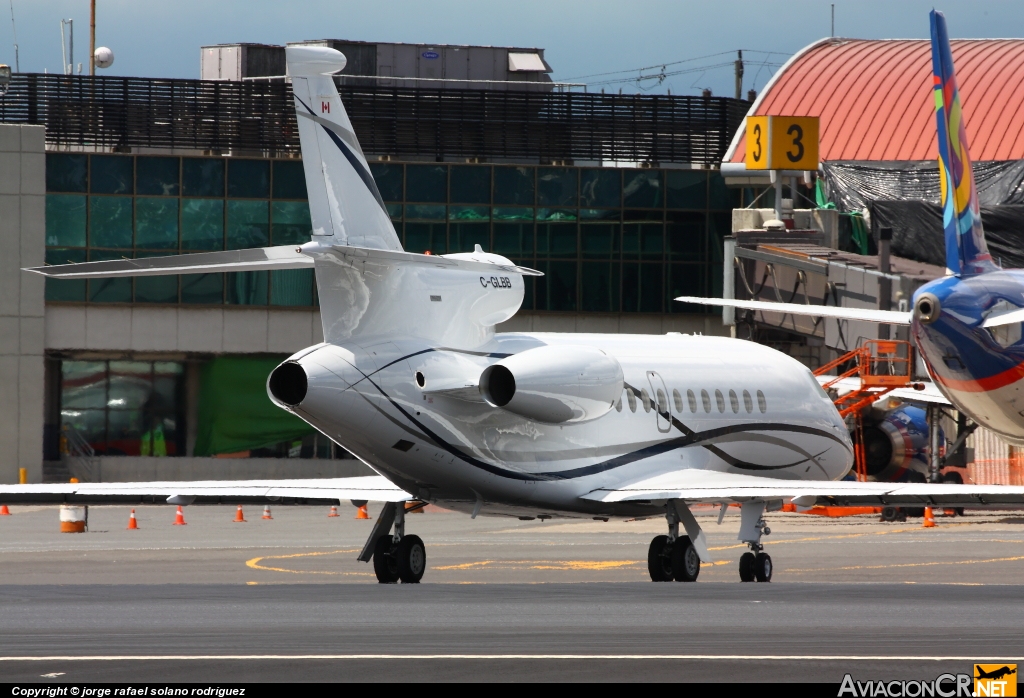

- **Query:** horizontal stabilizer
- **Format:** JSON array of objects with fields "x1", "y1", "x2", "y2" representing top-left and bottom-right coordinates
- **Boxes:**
[
  {"x1": 26, "y1": 246, "x2": 313, "y2": 279},
  {"x1": 25, "y1": 243, "x2": 544, "y2": 279},
  {"x1": 674, "y1": 296, "x2": 912, "y2": 325},
  {"x1": 982, "y1": 307, "x2": 1024, "y2": 329},
  {"x1": 0, "y1": 475, "x2": 412, "y2": 505}
]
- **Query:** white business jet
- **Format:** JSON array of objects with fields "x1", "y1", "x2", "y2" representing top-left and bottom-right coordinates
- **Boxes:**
[{"x1": 9, "y1": 45, "x2": 1024, "y2": 585}]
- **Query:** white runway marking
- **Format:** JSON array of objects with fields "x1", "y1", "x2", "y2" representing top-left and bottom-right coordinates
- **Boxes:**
[{"x1": 0, "y1": 655, "x2": 1017, "y2": 662}]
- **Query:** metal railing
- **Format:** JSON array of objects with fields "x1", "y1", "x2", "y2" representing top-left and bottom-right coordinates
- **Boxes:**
[
  {"x1": 60, "y1": 423, "x2": 100, "y2": 482},
  {"x1": 0, "y1": 73, "x2": 749, "y2": 164}
]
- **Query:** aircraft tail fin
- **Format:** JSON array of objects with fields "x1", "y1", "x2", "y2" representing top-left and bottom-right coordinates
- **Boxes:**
[
  {"x1": 286, "y1": 46, "x2": 402, "y2": 252},
  {"x1": 930, "y1": 10, "x2": 998, "y2": 276}
]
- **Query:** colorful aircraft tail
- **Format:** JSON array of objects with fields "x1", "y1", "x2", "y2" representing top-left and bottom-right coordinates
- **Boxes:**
[{"x1": 930, "y1": 10, "x2": 998, "y2": 276}]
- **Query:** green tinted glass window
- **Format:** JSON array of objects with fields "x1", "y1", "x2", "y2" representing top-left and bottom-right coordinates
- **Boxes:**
[
  {"x1": 134, "y1": 252, "x2": 178, "y2": 303},
  {"x1": 537, "y1": 168, "x2": 577, "y2": 207},
  {"x1": 406, "y1": 204, "x2": 446, "y2": 220},
  {"x1": 493, "y1": 207, "x2": 533, "y2": 221},
  {"x1": 136, "y1": 156, "x2": 180, "y2": 196},
  {"x1": 622, "y1": 262, "x2": 663, "y2": 313},
  {"x1": 181, "y1": 273, "x2": 223, "y2": 304},
  {"x1": 536, "y1": 260, "x2": 577, "y2": 311},
  {"x1": 228, "y1": 160, "x2": 270, "y2": 198},
  {"x1": 46, "y1": 194, "x2": 86, "y2": 247},
  {"x1": 226, "y1": 200, "x2": 269, "y2": 249},
  {"x1": 537, "y1": 208, "x2": 576, "y2": 222},
  {"x1": 182, "y1": 158, "x2": 224, "y2": 197},
  {"x1": 226, "y1": 271, "x2": 268, "y2": 305},
  {"x1": 449, "y1": 206, "x2": 489, "y2": 221},
  {"x1": 450, "y1": 223, "x2": 489, "y2": 253},
  {"x1": 386, "y1": 204, "x2": 402, "y2": 221},
  {"x1": 493, "y1": 223, "x2": 533, "y2": 256},
  {"x1": 581, "y1": 261, "x2": 619, "y2": 312},
  {"x1": 403, "y1": 222, "x2": 446, "y2": 254},
  {"x1": 580, "y1": 169, "x2": 620, "y2": 208},
  {"x1": 369, "y1": 163, "x2": 403, "y2": 201},
  {"x1": 580, "y1": 223, "x2": 618, "y2": 258},
  {"x1": 135, "y1": 197, "x2": 179, "y2": 249},
  {"x1": 623, "y1": 170, "x2": 662, "y2": 208},
  {"x1": 450, "y1": 165, "x2": 490, "y2": 204},
  {"x1": 493, "y1": 167, "x2": 534, "y2": 206},
  {"x1": 88, "y1": 250, "x2": 133, "y2": 303},
  {"x1": 708, "y1": 172, "x2": 738, "y2": 209},
  {"x1": 708, "y1": 212, "x2": 730, "y2": 265},
  {"x1": 90, "y1": 155, "x2": 134, "y2": 195},
  {"x1": 667, "y1": 212, "x2": 705, "y2": 261},
  {"x1": 670, "y1": 263, "x2": 707, "y2": 313},
  {"x1": 272, "y1": 160, "x2": 307, "y2": 199},
  {"x1": 181, "y1": 199, "x2": 224, "y2": 251},
  {"x1": 537, "y1": 223, "x2": 577, "y2": 257},
  {"x1": 666, "y1": 170, "x2": 707, "y2": 209},
  {"x1": 46, "y1": 154, "x2": 88, "y2": 193},
  {"x1": 271, "y1": 201, "x2": 312, "y2": 245},
  {"x1": 579, "y1": 208, "x2": 620, "y2": 221},
  {"x1": 406, "y1": 165, "x2": 447, "y2": 202},
  {"x1": 45, "y1": 248, "x2": 86, "y2": 301},
  {"x1": 89, "y1": 196, "x2": 133, "y2": 248},
  {"x1": 270, "y1": 269, "x2": 314, "y2": 306}
]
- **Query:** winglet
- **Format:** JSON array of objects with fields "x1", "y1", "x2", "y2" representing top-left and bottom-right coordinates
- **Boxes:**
[{"x1": 930, "y1": 10, "x2": 998, "y2": 276}]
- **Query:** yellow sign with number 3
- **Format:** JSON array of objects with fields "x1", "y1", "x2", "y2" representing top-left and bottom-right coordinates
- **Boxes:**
[{"x1": 745, "y1": 115, "x2": 819, "y2": 171}]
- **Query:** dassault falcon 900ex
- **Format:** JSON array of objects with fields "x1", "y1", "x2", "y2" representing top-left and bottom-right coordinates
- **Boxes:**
[{"x1": 9, "y1": 39, "x2": 1024, "y2": 585}]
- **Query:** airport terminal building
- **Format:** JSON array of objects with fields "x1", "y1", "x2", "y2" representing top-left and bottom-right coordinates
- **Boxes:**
[{"x1": 0, "y1": 40, "x2": 749, "y2": 483}]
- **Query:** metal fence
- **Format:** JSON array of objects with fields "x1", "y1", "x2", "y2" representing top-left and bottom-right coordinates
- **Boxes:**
[{"x1": 0, "y1": 73, "x2": 749, "y2": 164}]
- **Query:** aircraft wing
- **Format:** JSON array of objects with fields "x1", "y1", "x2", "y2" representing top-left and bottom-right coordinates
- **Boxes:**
[
  {"x1": 816, "y1": 376, "x2": 952, "y2": 406},
  {"x1": 0, "y1": 475, "x2": 413, "y2": 505},
  {"x1": 674, "y1": 296, "x2": 913, "y2": 325},
  {"x1": 581, "y1": 468, "x2": 1024, "y2": 507}
]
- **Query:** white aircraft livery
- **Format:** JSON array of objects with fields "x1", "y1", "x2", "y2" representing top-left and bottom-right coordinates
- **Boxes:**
[{"x1": 10, "y1": 40, "x2": 1024, "y2": 585}]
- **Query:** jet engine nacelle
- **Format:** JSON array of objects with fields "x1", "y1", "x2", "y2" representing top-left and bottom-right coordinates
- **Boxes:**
[
  {"x1": 478, "y1": 345, "x2": 624, "y2": 424},
  {"x1": 861, "y1": 404, "x2": 943, "y2": 481}
]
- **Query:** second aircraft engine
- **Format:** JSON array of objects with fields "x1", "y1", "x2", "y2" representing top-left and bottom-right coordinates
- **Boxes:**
[
  {"x1": 478, "y1": 345, "x2": 624, "y2": 424},
  {"x1": 861, "y1": 404, "x2": 942, "y2": 481}
]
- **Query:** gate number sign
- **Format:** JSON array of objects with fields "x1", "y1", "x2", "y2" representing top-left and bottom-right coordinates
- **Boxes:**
[{"x1": 744, "y1": 115, "x2": 819, "y2": 171}]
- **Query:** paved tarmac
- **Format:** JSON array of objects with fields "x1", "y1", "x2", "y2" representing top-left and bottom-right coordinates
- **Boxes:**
[{"x1": 1, "y1": 503, "x2": 1023, "y2": 682}]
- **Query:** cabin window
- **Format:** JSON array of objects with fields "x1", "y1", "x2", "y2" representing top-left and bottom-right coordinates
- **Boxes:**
[
  {"x1": 729, "y1": 389, "x2": 739, "y2": 413},
  {"x1": 757, "y1": 389, "x2": 767, "y2": 413},
  {"x1": 627, "y1": 389, "x2": 637, "y2": 413},
  {"x1": 687, "y1": 389, "x2": 697, "y2": 413},
  {"x1": 672, "y1": 389, "x2": 683, "y2": 413},
  {"x1": 700, "y1": 389, "x2": 711, "y2": 413},
  {"x1": 656, "y1": 389, "x2": 667, "y2": 414},
  {"x1": 715, "y1": 389, "x2": 725, "y2": 413},
  {"x1": 641, "y1": 388, "x2": 652, "y2": 413},
  {"x1": 742, "y1": 389, "x2": 753, "y2": 413}
]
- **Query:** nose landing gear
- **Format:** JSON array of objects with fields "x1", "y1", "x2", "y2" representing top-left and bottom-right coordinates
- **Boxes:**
[{"x1": 357, "y1": 501, "x2": 427, "y2": 583}]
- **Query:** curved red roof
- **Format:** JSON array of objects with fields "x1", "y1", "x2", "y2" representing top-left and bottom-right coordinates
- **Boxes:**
[{"x1": 725, "y1": 38, "x2": 1024, "y2": 163}]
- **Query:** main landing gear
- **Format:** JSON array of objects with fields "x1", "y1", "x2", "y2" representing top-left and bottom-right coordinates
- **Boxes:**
[
  {"x1": 356, "y1": 501, "x2": 427, "y2": 583},
  {"x1": 737, "y1": 501, "x2": 772, "y2": 582},
  {"x1": 647, "y1": 501, "x2": 703, "y2": 582}
]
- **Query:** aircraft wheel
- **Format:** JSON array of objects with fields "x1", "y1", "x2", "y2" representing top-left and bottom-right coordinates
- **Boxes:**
[
  {"x1": 755, "y1": 552, "x2": 773, "y2": 582},
  {"x1": 670, "y1": 536, "x2": 700, "y2": 582},
  {"x1": 397, "y1": 534, "x2": 426, "y2": 584},
  {"x1": 739, "y1": 552, "x2": 756, "y2": 582},
  {"x1": 372, "y1": 534, "x2": 400, "y2": 583},
  {"x1": 647, "y1": 535, "x2": 673, "y2": 582}
]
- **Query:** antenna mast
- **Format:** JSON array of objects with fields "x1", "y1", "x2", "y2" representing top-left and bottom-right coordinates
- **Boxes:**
[
  {"x1": 89, "y1": 0, "x2": 95, "y2": 75},
  {"x1": 8, "y1": 0, "x2": 17, "y2": 72}
]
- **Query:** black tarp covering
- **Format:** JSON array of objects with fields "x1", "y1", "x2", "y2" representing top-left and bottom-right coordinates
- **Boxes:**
[{"x1": 820, "y1": 161, "x2": 1024, "y2": 268}]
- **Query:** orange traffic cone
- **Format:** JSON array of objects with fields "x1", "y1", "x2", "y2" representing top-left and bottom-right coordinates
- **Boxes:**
[
  {"x1": 233, "y1": 504, "x2": 247, "y2": 523},
  {"x1": 262, "y1": 505, "x2": 273, "y2": 520},
  {"x1": 127, "y1": 509, "x2": 139, "y2": 530},
  {"x1": 355, "y1": 504, "x2": 370, "y2": 520},
  {"x1": 923, "y1": 507, "x2": 936, "y2": 528},
  {"x1": 0, "y1": 504, "x2": 10, "y2": 516},
  {"x1": 328, "y1": 505, "x2": 340, "y2": 518},
  {"x1": 172, "y1": 505, "x2": 187, "y2": 526}
]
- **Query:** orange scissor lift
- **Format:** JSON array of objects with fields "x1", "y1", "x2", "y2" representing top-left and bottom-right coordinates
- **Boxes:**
[{"x1": 786, "y1": 340, "x2": 916, "y2": 517}]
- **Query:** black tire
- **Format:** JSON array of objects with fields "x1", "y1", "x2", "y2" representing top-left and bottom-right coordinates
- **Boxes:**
[
  {"x1": 755, "y1": 552, "x2": 773, "y2": 582},
  {"x1": 880, "y1": 506, "x2": 900, "y2": 522},
  {"x1": 647, "y1": 535, "x2": 673, "y2": 582},
  {"x1": 372, "y1": 534, "x2": 400, "y2": 583},
  {"x1": 739, "y1": 552, "x2": 756, "y2": 582},
  {"x1": 670, "y1": 536, "x2": 700, "y2": 582},
  {"x1": 397, "y1": 534, "x2": 426, "y2": 584}
]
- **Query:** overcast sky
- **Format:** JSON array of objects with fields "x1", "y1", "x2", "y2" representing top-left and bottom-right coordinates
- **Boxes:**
[{"x1": 4, "y1": 1, "x2": 1024, "y2": 97}]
